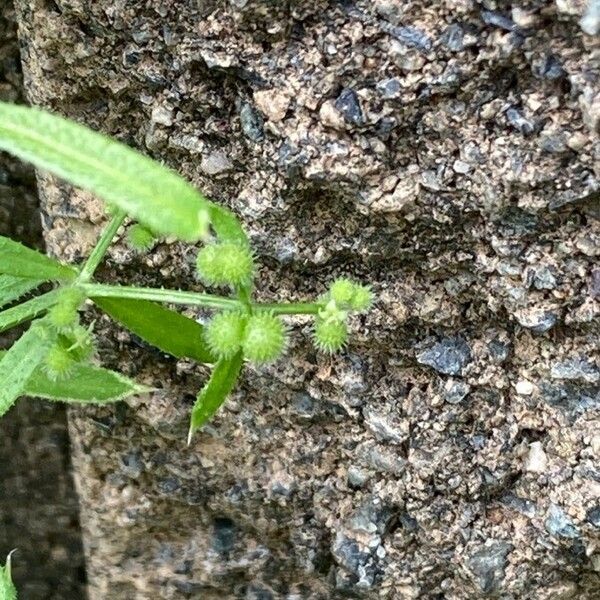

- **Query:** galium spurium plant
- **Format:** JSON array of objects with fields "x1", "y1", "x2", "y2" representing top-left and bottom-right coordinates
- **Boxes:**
[{"x1": 0, "y1": 102, "x2": 372, "y2": 441}]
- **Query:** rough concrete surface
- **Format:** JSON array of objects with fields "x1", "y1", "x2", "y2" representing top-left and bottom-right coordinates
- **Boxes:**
[
  {"x1": 11, "y1": 0, "x2": 600, "y2": 598},
  {"x1": 0, "y1": 2, "x2": 86, "y2": 598}
]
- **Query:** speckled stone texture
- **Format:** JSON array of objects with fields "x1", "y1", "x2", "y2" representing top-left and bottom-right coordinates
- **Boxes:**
[
  {"x1": 0, "y1": 2, "x2": 86, "y2": 598},
  {"x1": 13, "y1": 0, "x2": 599, "y2": 598}
]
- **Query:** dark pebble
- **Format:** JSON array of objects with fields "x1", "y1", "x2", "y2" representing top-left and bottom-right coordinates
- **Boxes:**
[
  {"x1": 246, "y1": 587, "x2": 274, "y2": 600},
  {"x1": 489, "y1": 338, "x2": 511, "y2": 363},
  {"x1": 376, "y1": 78, "x2": 401, "y2": 99},
  {"x1": 586, "y1": 506, "x2": 600, "y2": 528},
  {"x1": 121, "y1": 451, "x2": 144, "y2": 478},
  {"x1": 239, "y1": 102, "x2": 264, "y2": 141},
  {"x1": 532, "y1": 54, "x2": 566, "y2": 80},
  {"x1": 545, "y1": 504, "x2": 580, "y2": 539},
  {"x1": 466, "y1": 541, "x2": 513, "y2": 594},
  {"x1": 335, "y1": 88, "x2": 364, "y2": 126},
  {"x1": 348, "y1": 497, "x2": 396, "y2": 535},
  {"x1": 212, "y1": 517, "x2": 236, "y2": 555},
  {"x1": 388, "y1": 25, "x2": 432, "y2": 53},
  {"x1": 158, "y1": 476, "x2": 181, "y2": 494},
  {"x1": 481, "y1": 10, "x2": 517, "y2": 32},
  {"x1": 540, "y1": 134, "x2": 569, "y2": 154},
  {"x1": 532, "y1": 266, "x2": 558, "y2": 290},
  {"x1": 416, "y1": 336, "x2": 472, "y2": 376},
  {"x1": 501, "y1": 494, "x2": 537, "y2": 518},
  {"x1": 441, "y1": 23, "x2": 465, "y2": 51},
  {"x1": 332, "y1": 533, "x2": 376, "y2": 586},
  {"x1": 506, "y1": 107, "x2": 535, "y2": 135},
  {"x1": 540, "y1": 381, "x2": 599, "y2": 417},
  {"x1": 551, "y1": 357, "x2": 599, "y2": 384},
  {"x1": 444, "y1": 380, "x2": 471, "y2": 404},
  {"x1": 590, "y1": 269, "x2": 600, "y2": 298},
  {"x1": 398, "y1": 512, "x2": 419, "y2": 532}
]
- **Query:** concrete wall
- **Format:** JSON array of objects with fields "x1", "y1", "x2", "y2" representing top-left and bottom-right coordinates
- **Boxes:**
[{"x1": 11, "y1": 0, "x2": 600, "y2": 598}]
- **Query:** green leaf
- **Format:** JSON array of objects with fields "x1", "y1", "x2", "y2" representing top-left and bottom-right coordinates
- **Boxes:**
[
  {"x1": 0, "y1": 291, "x2": 58, "y2": 334},
  {"x1": 0, "y1": 554, "x2": 17, "y2": 600},
  {"x1": 26, "y1": 365, "x2": 149, "y2": 404},
  {"x1": 0, "y1": 318, "x2": 55, "y2": 417},
  {"x1": 188, "y1": 352, "x2": 243, "y2": 442},
  {"x1": 0, "y1": 235, "x2": 76, "y2": 280},
  {"x1": 0, "y1": 275, "x2": 42, "y2": 309},
  {"x1": 93, "y1": 296, "x2": 216, "y2": 364},
  {"x1": 210, "y1": 205, "x2": 248, "y2": 246},
  {"x1": 0, "y1": 102, "x2": 210, "y2": 242},
  {"x1": 0, "y1": 352, "x2": 150, "y2": 404}
]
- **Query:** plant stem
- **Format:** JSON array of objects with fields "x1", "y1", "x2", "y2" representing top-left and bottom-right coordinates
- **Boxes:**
[
  {"x1": 78, "y1": 209, "x2": 127, "y2": 282},
  {"x1": 80, "y1": 283, "x2": 322, "y2": 316},
  {"x1": 81, "y1": 283, "x2": 242, "y2": 311},
  {"x1": 257, "y1": 302, "x2": 321, "y2": 315}
]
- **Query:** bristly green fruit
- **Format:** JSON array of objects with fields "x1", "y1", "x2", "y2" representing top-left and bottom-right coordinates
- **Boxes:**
[
  {"x1": 196, "y1": 242, "x2": 254, "y2": 288},
  {"x1": 349, "y1": 284, "x2": 373, "y2": 312},
  {"x1": 127, "y1": 224, "x2": 156, "y2": 252},
  {"x1": 204, "y1": 311, "x2": 247, "y2": 359},
  {"x1": 242, "y1": 313, "x2": 287, "y2": 364},
  {"x1": 48, "y1": 287, "x2": 85, "y2": 330},
  {"x1": 329, "y1": 278, "x2": 355, "y2": 307},
  {"x1": 313, "y1": 317, "x2": 348, "y2": 353},
  {"x1": 60, "y1": 324, "x2": 96, "y2": 362},
  {"x1": 328, "y1": 278, "x2": 373, "y2": 313},
  {"x1": 44, "y1": 345, "x2": 75, "y2": 381}
]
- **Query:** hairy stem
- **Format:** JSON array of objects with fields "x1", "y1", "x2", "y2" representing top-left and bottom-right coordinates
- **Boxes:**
[
  {"x1": 258, "y1": 302, "x2": 321, "y2": 315},
  {"x1": 78, "y1": 209, "x2": 127, "y2": 281},
  {"x1": 81, "y1": 283, "x2": 243, "y2": 311},
  {"x1": 80, "y1": 283, "x2": 322, "y2": 315}
]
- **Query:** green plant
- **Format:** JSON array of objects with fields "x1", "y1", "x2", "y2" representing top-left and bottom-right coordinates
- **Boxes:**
[
  {"x1": 0, "y1": 102, "x2": 372, "y2": 441},
  {"x1": 0, "y1": 554, "x2": 17, "y2": 600}
]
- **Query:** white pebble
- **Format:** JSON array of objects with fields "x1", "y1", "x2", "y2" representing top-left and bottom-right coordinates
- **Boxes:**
[
  {"x1": 515, "y1": 380, "x2": 535, "y2": 395},
  {"x1": 524, "y1": 441, "x2": 548, "y2": 473}
]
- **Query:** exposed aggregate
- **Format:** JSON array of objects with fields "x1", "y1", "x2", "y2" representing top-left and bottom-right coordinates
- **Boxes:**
[{"x1": 13, "y1": 0, "x2": 600, "y2": 598}]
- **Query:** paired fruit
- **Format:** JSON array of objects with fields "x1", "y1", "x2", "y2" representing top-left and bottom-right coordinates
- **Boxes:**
[{"x1": 204, "y1": 311, "x2": 287, "y2": 364}]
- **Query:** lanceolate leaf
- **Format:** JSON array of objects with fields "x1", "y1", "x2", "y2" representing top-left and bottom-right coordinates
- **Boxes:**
[
  {"x1": 0, "y1": 235, "x2": 75, "y2": 280},
  {"x1": 0, "y1": 554, "x2": 17, "y2": 600},
  {"x1": 0, "y1": 291, "x2": 57, "y2": 334},
  {"x1": 210, "y1": 205, "x2": 248, "y2": 246},
  {"x1": 188, "y1": 352, "x2": 243, "y2": 442},
  {"x1": 0, "y1": 353, "x2": 150, "y2": 404},
  {"x1": 0, "y1": 318, "x2": 56, "y2": 417},
  {"x1": 0, "y1": 102, "x2": 211, "y2": 242},
  {"x1": 0, "y1": 274, "x2": 42, "y2": 309},
  {"x1": 93, "y1": 296, "x2": 216, "y2": 364}
]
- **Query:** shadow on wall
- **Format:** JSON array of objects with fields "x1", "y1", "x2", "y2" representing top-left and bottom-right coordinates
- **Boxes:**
[{"x1": 0, "y1": 1, "x2": 87, "y2": 598}]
